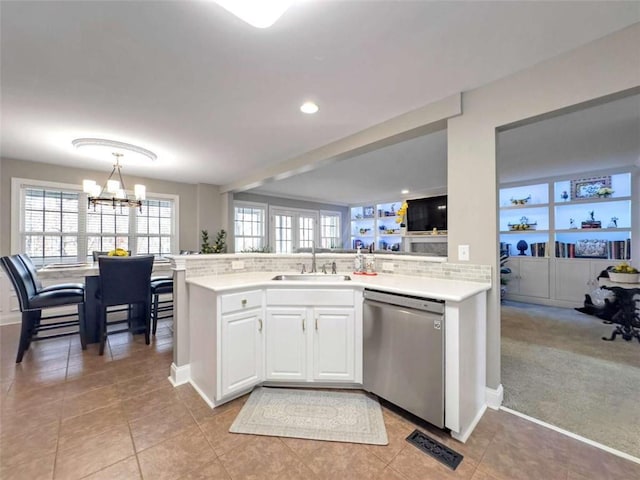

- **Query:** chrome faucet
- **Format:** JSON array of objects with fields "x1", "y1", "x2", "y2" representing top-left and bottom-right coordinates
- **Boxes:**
[
  {"x1": 310, "y1": 241, "x2": 317, "y2": 273},
  {"x1": 331, "y1": 261, "x2": 337, "y2": 274}
]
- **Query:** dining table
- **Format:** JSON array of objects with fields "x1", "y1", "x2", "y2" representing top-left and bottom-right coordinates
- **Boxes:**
[{"x1": 38, "y1": 260, "x2": 172, "y2": 343}]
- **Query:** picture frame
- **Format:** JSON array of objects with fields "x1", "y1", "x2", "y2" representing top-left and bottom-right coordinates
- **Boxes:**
[
  {"x1": 363, "y1": 206, "x2": 375, "y2": 218},
  {"x1": 570, "y1": 175, "x2": 611, "y2": 200},
  {"x1": 574, "y1": 239, "x2": 608, "y2": 258}
]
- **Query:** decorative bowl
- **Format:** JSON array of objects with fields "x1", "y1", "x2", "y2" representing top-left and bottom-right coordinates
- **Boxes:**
[{"x1": 608, "y1": 272, "x2": 640, "y2": 284}]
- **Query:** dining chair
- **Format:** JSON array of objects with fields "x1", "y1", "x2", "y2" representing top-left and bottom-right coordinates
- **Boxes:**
[
  {"x1": 150, "y1": 276, "x2": 173, "y2": 334},
  {"x1": 18, "y1": 253, "x2": 84, "y2": 292},
  {"x1": 96, "y1": 255, "x2": 154, "y2": 355},
  {"x1": 1, "y1": 255, "x2": 86, "y2": 363}
]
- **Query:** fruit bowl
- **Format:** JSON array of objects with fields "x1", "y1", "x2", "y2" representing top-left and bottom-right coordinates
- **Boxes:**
[{"x1": 608, "y1": 272, "x2": 640, "y2": 284}]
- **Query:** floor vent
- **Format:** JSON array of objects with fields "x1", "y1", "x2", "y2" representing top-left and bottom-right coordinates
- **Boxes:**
[{"x1": 406, "y1": 429, "x2": 463, "y2": 470}]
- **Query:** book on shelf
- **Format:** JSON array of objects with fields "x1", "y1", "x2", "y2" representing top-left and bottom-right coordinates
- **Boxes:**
[
  {"x1": 529, "y1": 242, "x2": 548, "y2": 257},
  {"x1": 554, "y1": 239, "x2": 631, "y2": 259}
]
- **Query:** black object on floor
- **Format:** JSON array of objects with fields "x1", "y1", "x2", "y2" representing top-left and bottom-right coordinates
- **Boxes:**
[{"x1": 406, "y1": 429, "x2": 463, "y2": 470}]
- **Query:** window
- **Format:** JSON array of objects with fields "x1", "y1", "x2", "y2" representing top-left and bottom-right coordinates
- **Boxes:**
[
  {"x1": 234, "y1": 203, "x2": 267, "y2": 252},
  {"x1": 320, "y1": 212, "x2": 341, "y2": 249},
  {"x1": 86, "y1": 203, "x2": 129, "y2": 260},
  {"x1": 270, "y1": 207, "x2": 318, "y2": 253},
  {"x1": 22, "y1": 187, "x2": 80, "y2": 265},
  {"x1": 13, "y1": 178, "x2": 178, "y2": 265},
  {"x1": 137, "y1": 199, "x2": 173, "y2": 256}
]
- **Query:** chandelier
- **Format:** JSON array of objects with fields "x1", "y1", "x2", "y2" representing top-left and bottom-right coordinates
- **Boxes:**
[{"x1": 74, "y1": 139, "x2": 154, "y2": 211}]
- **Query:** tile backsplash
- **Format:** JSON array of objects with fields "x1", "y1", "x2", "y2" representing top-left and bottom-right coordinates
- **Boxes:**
[{"x1": 176, "y1": 254, "x2": 491, "y2": 283}]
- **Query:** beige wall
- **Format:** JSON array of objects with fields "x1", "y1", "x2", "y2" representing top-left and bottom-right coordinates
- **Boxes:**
[
  {"x1": 447, "y1": 23, "x2": 640, "y2": 389},
  {"x1": 0, "y1": 157, "x2": 221, "y2": 255}
]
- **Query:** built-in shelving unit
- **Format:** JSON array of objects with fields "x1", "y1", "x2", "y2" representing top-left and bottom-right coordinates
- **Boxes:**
[
  {"x1": 351, "y1": 202, "x2": 403, "y2": 251},
  {"x1": 499, "y1": 170, "x2": 636, "y2": 307}
]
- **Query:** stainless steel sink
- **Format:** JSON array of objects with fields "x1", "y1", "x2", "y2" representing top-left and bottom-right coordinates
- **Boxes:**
[{"x1": 271, "y1": 274, "x2": 351, "y2": 282}]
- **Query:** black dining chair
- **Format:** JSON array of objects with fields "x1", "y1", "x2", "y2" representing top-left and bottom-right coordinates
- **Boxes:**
[
  {"x1": 150, "y1": 276, "x2": 174, "y2": 334},
  {"x1": 1, "y1": 255, "x2": 86, "y2": 363},
  {"x1": 96, "y1": 255, "x2": 154, "y2": 355},
  {"x1": 18, "y1": 253, "x2": 84, "y2": 292}
]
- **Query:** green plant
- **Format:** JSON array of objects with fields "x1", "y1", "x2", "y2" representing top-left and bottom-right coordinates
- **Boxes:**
[
  {"x1": 200, "y1": 230, "x2": 214, "y2": 254},
  {"x1": 212, "y1": 229, "x2": 227, "y2": 253}
]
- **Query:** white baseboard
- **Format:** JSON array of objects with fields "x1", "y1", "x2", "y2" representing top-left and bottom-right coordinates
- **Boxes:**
[
  {"x1": 501, "y1": 407, "x2": 640, "y2": 466},
  {"x1": 451, "y1": 404, "x2": 487, "y2": 443},
  {"x1": 189, "y1": 379, "x2": 216, "y2": 408},
  {"x1": 485, "y1": 384, "x2": 503, "y2": 410},
  {"x1": 168, "y1": 362, "x2": 191, "y2": 387}
]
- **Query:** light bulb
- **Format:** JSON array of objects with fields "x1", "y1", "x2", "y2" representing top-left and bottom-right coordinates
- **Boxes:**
[
  {"x1": 134, "y1": 184, "x2": 146, "y2": 200},
  {"x1": 83, "y1": 179, "x2": 96, "y2": 193},
  {"x1": 116, "y1": 189, "x2": 125, "y2": 199},
  {"x1": 300, "y1": 101, "x2": 319, "y2": 114}
]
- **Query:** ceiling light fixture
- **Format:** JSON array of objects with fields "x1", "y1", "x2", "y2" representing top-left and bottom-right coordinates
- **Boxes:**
[
  {"x1": 401, "y1": 189, "x2": 410, "y2": 194},
  {"x1": 214, "y1": 0, "x2": 293, "y2": 29},
  {"x1": 300, "y1": 101, "x2": 319, "y2": 114},
  {"x1": 73, "y1": 139, "x2": 152, "y2": 211}
]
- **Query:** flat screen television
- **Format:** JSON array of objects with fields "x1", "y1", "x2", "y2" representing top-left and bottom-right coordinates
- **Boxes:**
[{"x1": 406, "y1": 195, "x2": 447, "y2": 232}]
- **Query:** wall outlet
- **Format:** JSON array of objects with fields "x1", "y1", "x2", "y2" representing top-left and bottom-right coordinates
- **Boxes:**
[
  {"x1": 382, "y1": 262, "x2": 395, "y2": 272},
  {"x1": 231, "y1": 260, "x2": 245, "y2": 270},
  {"x1": 458, "y1": 245, "x2": 470, "y2": 261}
]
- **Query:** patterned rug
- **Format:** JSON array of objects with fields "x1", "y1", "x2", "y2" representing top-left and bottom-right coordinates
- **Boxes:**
[{"x1": 229, "y1": 387, "x2": 388, "y2": 445}]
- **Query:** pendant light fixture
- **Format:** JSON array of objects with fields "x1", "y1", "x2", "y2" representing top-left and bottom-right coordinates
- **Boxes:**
[{"x1": 74, "y1": 138, "x2": 155, "y2": 211}]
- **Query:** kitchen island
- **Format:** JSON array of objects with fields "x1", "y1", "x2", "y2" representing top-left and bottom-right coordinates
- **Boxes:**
[{"x1": 170, "y1": 253, "x2": 491, "y2": 443}]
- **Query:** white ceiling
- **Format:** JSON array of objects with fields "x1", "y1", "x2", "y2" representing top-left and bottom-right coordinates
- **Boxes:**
[
  {"x1": 250, "y1": 93, "x2": 640, "y2": 204},
  {"x1": 1, "y1": 1, "x2": 639, "y2": 196}
]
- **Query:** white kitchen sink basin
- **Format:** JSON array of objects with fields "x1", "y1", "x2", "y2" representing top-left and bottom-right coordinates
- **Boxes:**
[{"x1": 271, "y1": 274, "x2": 351, "y2": 282}]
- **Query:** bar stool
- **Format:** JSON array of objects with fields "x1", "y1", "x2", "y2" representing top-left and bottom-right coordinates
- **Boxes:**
[{"x1": 150, "y1": 276, "x2": 173, "y2": 334}]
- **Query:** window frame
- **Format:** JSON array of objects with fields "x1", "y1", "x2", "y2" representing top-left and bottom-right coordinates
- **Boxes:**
[
  {"x1": 319, "y1": 210, "x2": 342, "y2": 249},
  {"x1": 11, "y1": 177, "x2": 179, "y2": 264},
  {"x1": 269, "y1": 206, "x2": 319, "y2": 253},
  {"x1": 233, "y1": 201, "x2": 268, "y2": 253}
]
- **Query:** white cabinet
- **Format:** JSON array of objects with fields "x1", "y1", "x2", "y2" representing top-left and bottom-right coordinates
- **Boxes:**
[
  {"x1": 265, "y1": 288, "x2": 361, "y2": 384},
  {"x1": 217, "y1": 289, "x2": 264, "y2": 400},
  {"x1": 220, "y1": 308, "x2": 263, "y2": 398},
  {"x1": 554, "y1": 260, "x2": 591, "y2": 303},
  {"x1": 265, "y1": 308, "x2": 307, "y2": 381},
  {"x1": 313, "y1": 308, "x2": 355, "y2": 382},
  {"x1": 504, "y1": 257, "x2": 549, "y2": 299}
]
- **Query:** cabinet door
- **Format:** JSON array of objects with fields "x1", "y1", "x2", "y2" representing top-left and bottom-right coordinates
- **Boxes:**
[
  {"x1": 518, "y1": 258, "x2": 550, "y2": 298},
  {"x1": 220, "y1": 308, "x2": 263, "y2": 398},
  {"x1": 265, "y1": 308, "x2": 307, "y2": 381},
  {"x1": 554, "y1": 260, "x2": 591, "y2": 303},
  {"x1": 313, "y1": 307, "x2": 355, "y2": 382}
]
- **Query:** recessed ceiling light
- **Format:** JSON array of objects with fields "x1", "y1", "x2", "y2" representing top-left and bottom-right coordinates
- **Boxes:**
[
  {"x1": 214, "y1": 0, "x2": 293, "y2": 29},
  {"x1": 401, "y1": 189, "x2": 410, "y2": 194},
  {"x1": 300, "y1": 102, "x2": 319, "y2": 114}
]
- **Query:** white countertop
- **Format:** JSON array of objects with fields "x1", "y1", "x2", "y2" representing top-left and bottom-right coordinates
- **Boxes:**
[{"x1": 186, "y1": 272, "x2": 490, "y2": 302}]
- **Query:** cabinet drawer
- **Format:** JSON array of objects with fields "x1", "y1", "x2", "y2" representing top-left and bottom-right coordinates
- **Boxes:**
[
  {"x1": 266, "y1": 289, "x2": 354, "y2": 307},
  {"x1": 220, "y1": 290, "x2": 262, "y2": 314}
]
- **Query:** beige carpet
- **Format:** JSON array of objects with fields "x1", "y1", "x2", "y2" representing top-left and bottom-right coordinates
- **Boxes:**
[
  {"x1": 229, "y1": 387, "x2": 388, "y2": 445},
  {"x1": 501, "y1": 301, "x2": 640, "y2": 458}
]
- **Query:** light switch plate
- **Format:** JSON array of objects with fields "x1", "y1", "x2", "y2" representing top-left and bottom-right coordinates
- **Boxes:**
[
  {"x1": 458, "y1": 245, "x2": 470, "y2": 261},
  {"x1": 231, "y1": 260, "x2": 245, "y2": 270}
]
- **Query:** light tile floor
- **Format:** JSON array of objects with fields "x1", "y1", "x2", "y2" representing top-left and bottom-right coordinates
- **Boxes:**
[{"x1": 1, "y1": 321, "x2": 639, "y2": 480}]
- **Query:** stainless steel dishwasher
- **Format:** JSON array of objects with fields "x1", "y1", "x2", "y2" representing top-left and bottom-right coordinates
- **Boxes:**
[{"x1": 363, "y1": 289, "x2": 445, "y2": 428}]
